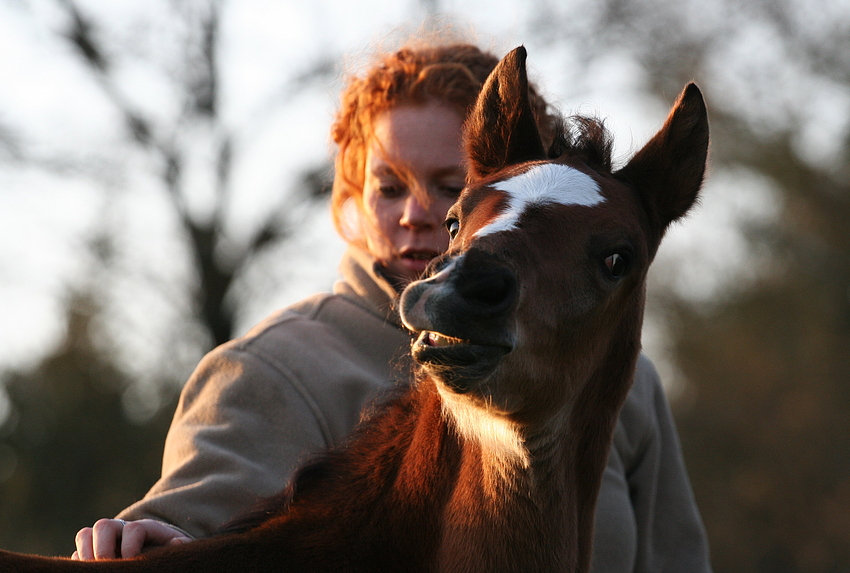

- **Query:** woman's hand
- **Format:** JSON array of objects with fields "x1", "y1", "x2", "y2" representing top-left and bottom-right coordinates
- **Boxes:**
[{"x1": 71, "y1": 518, "x2": 192, "y2": 560}]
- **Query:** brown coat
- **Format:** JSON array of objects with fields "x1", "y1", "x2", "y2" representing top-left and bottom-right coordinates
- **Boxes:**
[{"x1": 119, "y1": 246, "x2": 712, "y2": 572}]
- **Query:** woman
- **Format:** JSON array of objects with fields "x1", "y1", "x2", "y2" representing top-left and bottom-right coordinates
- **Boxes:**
[{"x1": 73, "y1": 40, "x2": 712, "y2": 572}]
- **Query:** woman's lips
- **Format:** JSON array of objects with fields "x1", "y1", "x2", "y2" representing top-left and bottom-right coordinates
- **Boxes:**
[{"x1": 399, "y1": 249, "x2": 440, "y2": 274}]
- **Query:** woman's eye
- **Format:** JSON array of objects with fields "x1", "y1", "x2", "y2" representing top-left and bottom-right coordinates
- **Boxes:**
[
  {"x1": 378, "y1": 185, "x2": 404, "y2": 199},
  {"x1": 445, "y1": 219, "x2": 460, "y2": 240},
  {"x1": 604, "y1": 253, "x2": 629, "y2": 279},
  {"x1": 439, "y1": 185, "x2": 464, "y2": 198}
]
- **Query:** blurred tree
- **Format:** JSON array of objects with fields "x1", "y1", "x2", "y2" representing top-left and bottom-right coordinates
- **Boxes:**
[
  {"x1": 670, "y1": 128, "x2": 850, "y2": 573},
  {"x1": 58, "y1": 0, "x2": 334, "y2": 349},
  {"x1": 0, "y1": 291, "x2": 177, "y2": 556},
  {"x1": 0, "y1": 0, "x2": 335, "y2": 555}
]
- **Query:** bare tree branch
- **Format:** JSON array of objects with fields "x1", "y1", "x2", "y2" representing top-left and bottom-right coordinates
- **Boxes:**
[{"x1": 52, "y1": 0, "x2": 337, "y2": 347}]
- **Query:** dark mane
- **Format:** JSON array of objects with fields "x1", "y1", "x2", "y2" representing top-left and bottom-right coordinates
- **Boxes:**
[{"x1": 547, "y1": 115, "x2": 613, "y2": 173}]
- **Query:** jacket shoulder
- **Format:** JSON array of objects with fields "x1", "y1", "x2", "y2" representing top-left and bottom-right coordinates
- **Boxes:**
[
  {"x1": 612, "y1": 354, "x2": 668, "y2": 463},
  {"x1": 232, "y1": 292, "x2": 409, "y2": 365}
]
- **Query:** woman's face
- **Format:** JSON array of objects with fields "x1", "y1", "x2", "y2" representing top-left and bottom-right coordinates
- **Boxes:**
[{"x1": 361, "y1": 102, "x2": 466, "y2": 285}]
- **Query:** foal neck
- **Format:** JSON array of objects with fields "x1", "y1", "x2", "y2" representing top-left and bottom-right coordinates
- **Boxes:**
[
  {"x1": 428, "y1": 379, "x2": 580, "y2": 573},
  {"x1": 436, "y1": 383, "x2": 531, "y2": 495}
]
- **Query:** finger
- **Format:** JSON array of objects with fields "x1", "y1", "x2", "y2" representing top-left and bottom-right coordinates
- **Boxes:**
[
  {"x1": 91, "y1": 518, "x2": 122, "y2": 560},
  {"x1": 70, "y1": 551, "x2": 79, "y2": 561},
  {"x1": 120, "y1": 520, "x2": 188, "y2": 556},
  {"x1": 119, "y1": 521, "x2": 148, "y2": 558},
  {"x1": 74, "y1": 527, "x2": 95, "y2": 561},
  {"x1": 144, "y1": 520, "x2": 190, "y2": 546}
]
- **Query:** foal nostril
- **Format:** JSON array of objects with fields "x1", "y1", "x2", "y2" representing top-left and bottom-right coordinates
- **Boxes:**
[{"x1": 456, "y1": 265, "x2": 517, "y2": 310}]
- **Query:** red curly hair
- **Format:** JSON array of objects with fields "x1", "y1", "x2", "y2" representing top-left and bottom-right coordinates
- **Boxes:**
[{"x1": 330, "y1": 41, "x2": 554, "y2": 242}]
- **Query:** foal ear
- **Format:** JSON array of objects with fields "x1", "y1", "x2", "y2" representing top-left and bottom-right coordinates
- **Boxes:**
[
  {"x1": 465, "y1": 46, "x2": 547, "y2": 180},
  {"x1": 616, "y1": 83, "x2": 709, "y2": 235}
]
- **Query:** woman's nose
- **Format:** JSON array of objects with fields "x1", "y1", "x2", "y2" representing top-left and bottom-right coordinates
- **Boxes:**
[{"x1": 400, "y1": 193, "x2": 438, "y2": 229}]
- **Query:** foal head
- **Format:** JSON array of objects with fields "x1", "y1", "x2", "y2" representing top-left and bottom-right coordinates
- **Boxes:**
[{"x1": 400, "y1": 47, "x2": 708, "y2": 457}]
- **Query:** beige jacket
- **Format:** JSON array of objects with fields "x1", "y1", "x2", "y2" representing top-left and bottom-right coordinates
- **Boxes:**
[{"x1": 119, "y1": 246, "x2": 712, "y2": 573}]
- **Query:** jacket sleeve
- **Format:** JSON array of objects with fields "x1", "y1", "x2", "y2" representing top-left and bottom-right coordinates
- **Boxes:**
[
  {"x1": 625, "y1": 356, "x2": 713, "y2": 573},
  {"x1": 115, "y1": 294, "x2": 407, "y2": 539},
  {"x1": 116, "y1": 341, "x2": 331, "y2": 539}
]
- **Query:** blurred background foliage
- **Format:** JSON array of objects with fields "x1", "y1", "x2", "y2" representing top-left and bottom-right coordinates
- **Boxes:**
[
  {"x1": 0, "y1": 293, "x2": 175, "y2": 555},
  {"x1": 0, "y1": 0, "x2": 848, "y2": 571}
]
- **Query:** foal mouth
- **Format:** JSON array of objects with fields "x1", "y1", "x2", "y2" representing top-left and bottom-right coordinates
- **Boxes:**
[
  {"x1": 413, "y1": 330, "x2": 513, "y2": 356},
  {"x1": 423, "y1": 331, "x2": 468, "y2": 347},
  {"x1": 412, "y1": 330, "x2": 511, "y2": 393}
]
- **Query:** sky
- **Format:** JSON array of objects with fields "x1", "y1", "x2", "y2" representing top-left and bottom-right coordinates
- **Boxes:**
[{"x1": 1, "y1": 0, "x2": 842, "y2": 406}]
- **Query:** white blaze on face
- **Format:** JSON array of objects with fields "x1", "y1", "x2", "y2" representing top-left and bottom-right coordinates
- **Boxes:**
[{"x1": 474, "y1": 163, "x2": 605, "y2": 238}]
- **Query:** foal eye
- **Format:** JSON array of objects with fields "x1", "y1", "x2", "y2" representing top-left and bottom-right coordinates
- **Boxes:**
[
  {"x1": 445, "y1": 218, "x2": 460, "y2": 240},
  {"x1": 604, "y1": 253, "x2": 629, "y2": 279}
]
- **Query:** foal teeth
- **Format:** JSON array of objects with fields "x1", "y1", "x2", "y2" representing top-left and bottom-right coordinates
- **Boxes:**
[{"x1": 426, "y1": 332, "x2": 465, "y2": 347}]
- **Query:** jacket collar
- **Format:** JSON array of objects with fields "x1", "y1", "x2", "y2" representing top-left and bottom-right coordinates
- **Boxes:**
[{"x1": 333, "y1": 245, "x2": 404, "y2": 328}]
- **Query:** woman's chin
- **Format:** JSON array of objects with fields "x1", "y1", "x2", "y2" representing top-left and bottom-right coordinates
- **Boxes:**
[
  {"x1": 401, "y1": 257, "x2": 431, "y2": 277},
  {"x1": 385, "y1": 258, "x2": 432, "y2": 283}
]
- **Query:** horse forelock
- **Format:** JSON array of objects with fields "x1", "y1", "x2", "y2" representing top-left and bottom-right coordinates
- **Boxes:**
[{"x1": 547, "y1": 115, "x2": 613, "y2": 173}]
